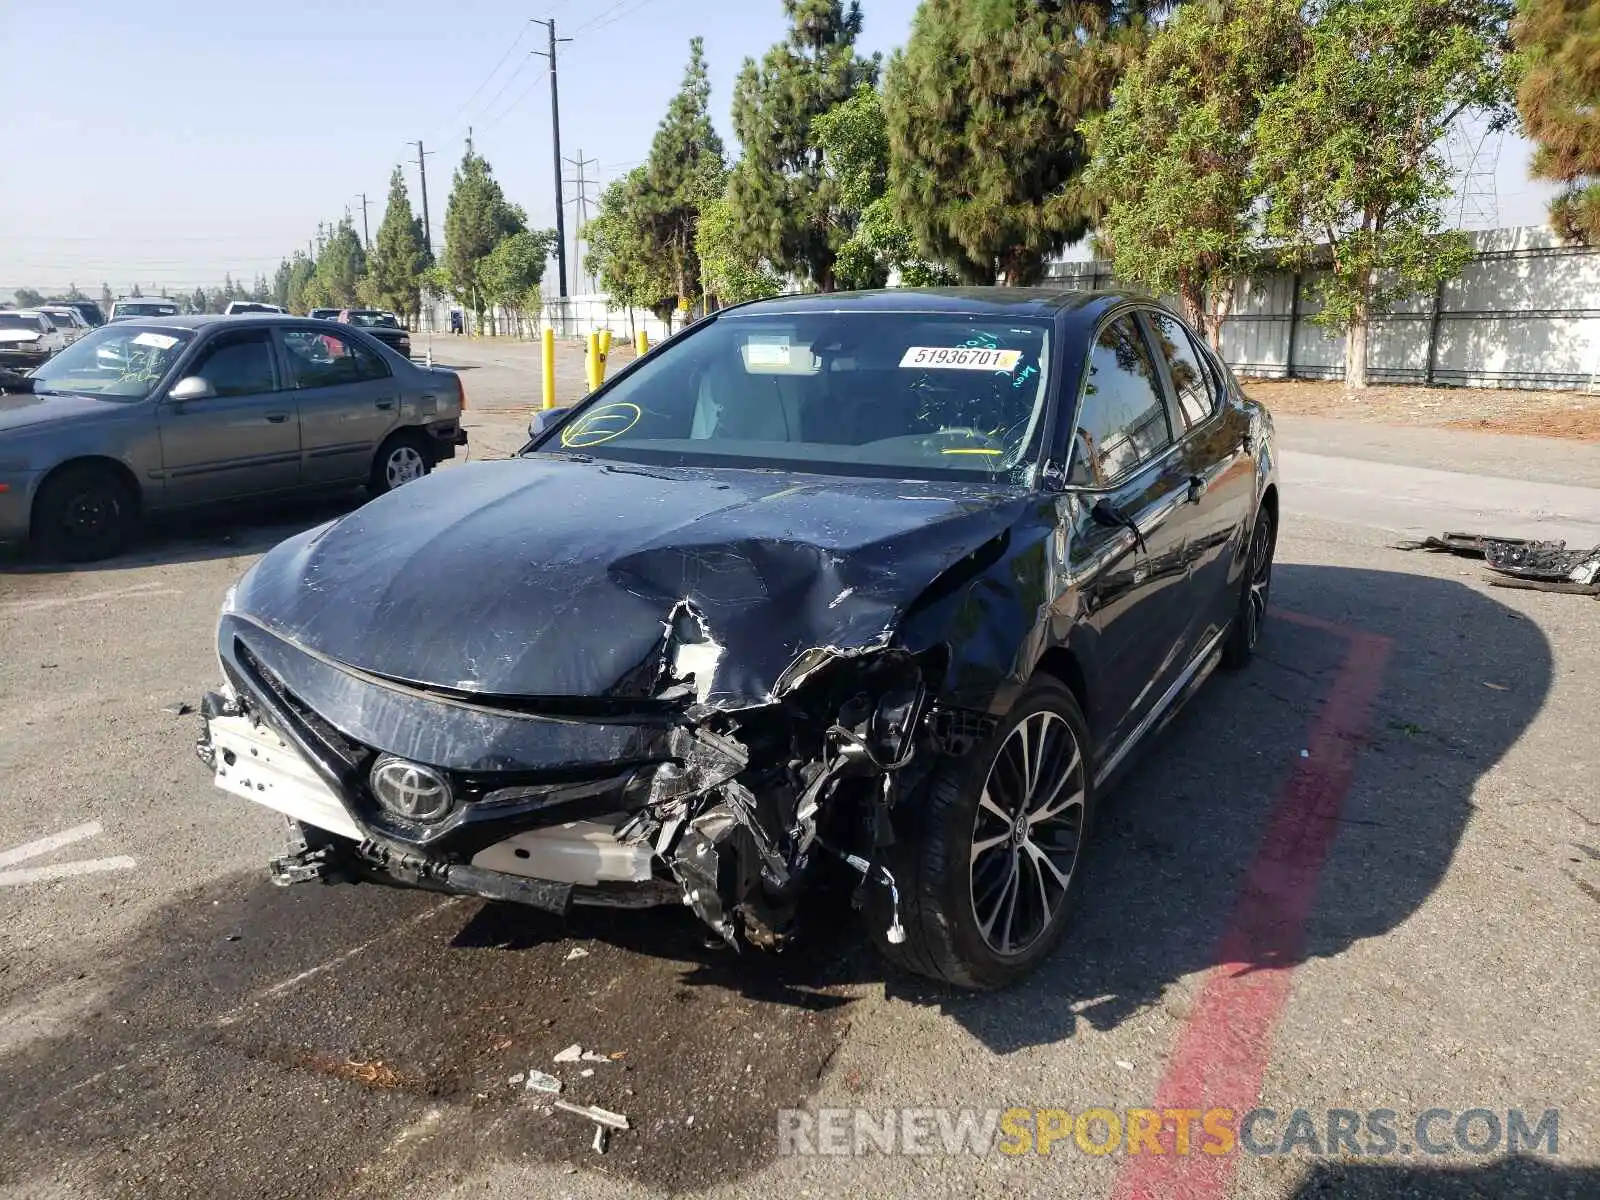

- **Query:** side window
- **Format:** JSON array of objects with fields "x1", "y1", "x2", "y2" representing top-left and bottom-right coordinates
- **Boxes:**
[
  {"x1": 187, "y1": 330, "x2": 278, "y2": 397},
  {"x1": 1068, "y1": 315, "x2": 1174, "y2": 486},
  {"x1": 282, "y1": 329, "x2": 388, "y2": 388},
  {"x1": 1147, "y1": 312, "x2": 1219, "y2": 431}
]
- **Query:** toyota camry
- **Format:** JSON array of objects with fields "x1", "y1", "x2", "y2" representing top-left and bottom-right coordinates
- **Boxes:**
[{"x1": 198, "y1": 289, "x2": 1277, "y2": 989}]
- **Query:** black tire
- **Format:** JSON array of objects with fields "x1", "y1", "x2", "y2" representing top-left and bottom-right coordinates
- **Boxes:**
[
  {"x1": 870, "y1": 676, "x2": 1094, "y2": 990},
  {"x1": 369, "y1": 430, "x2": 432, "y2": 495},
  {"x1": 32, "y1": 463, "x2": 137, "y2": 562},
  {"x1": 1222, "y1": 501, "x2": 1276, "y2": 670}
]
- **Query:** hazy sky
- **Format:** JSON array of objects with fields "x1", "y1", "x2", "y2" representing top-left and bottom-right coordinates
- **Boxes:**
[{"x1": 0, "y1": 0, "x2": 1557, "y2": 298}]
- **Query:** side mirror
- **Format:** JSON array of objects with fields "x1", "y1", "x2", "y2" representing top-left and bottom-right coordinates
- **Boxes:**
[
  {"x1": 168, "y1": 376, "x2": 216, "y2": 401},
  {"x1": 528, "y1": 405, "x2": 573, "y2": 440}
]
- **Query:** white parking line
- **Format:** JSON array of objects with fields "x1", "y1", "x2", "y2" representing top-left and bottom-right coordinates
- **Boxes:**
[
  {"x1": 0, "y1": 821, "x2": 104, "y2": 868},
  {"x1": 0, "y1": 857, "x2": 138, "y2": 887},
  {"x1": 0, "y1": 821, "x2": 137, "y2": 888},
  {"x1": 1, "y1": 581, "x2": 182, "y2": 615}
]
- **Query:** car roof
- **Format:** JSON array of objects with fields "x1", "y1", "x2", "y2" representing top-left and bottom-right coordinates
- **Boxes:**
[{"x1": 729, "y1": 287, "x2": 1135, "y2": 321}]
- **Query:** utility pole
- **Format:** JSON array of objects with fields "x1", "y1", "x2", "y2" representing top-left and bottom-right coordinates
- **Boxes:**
[
  {"x1": 532, "y1": 18, "x2": 573, "y2": 297},
  {"x1": 354, "y1": 193, "x2": 372, "y2": 250},
  {"x1": 564, "y1": 150, "x2": 599, "y2": 294},
  {"x1": 411, "y1": 140, "x2": 435, "y2": 259}
]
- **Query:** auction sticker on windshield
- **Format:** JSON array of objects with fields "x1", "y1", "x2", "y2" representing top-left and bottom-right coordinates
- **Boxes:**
[
  {"x1": 900, "y1": 346, "x2": 1022, "y2": 371},
  {"x1": 132, "y1": 332, "x2": 179, "y2": 349}
]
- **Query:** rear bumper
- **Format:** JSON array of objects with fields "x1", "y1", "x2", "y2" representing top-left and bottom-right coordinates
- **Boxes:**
[
  {"x1": 426, "y1": 420, "x2": 465, "y2": 463},
  {"x1": 0, "y1": 349, "x2": 48, "y2": 370}
]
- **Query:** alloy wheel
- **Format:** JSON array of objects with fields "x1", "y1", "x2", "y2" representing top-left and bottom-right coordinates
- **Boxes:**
[
  {"x1": 385, "y1": 445, "x2": 426, "y2": 488},
  {"x1": 1243, "y1": 512, "x2": 1274, "y2": 650},
  {"x1": 968, "y1": 710, "x2": 1086, "y2": 956}
]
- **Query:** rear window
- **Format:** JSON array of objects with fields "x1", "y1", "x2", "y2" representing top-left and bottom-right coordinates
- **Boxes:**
[
  {"x1": 114, "y1": 302, "x2": 180, "y2": 318},
  {"x1": 0, "y1": 314, "x2": 43, "y2": 331}
]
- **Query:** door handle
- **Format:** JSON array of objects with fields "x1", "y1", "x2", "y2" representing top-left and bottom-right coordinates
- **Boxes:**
[
  {"x1": 265, "y1": 412, "x2": 290, "y2": 424},
  {"x1": 1187, "y1": 474, "x2": 1207, "y2": 504},
  {"x1": 375, "y1": 400, "x2": 395, "y2": 410}
]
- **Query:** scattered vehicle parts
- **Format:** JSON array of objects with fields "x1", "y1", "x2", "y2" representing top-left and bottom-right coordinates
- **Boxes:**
[
  {"x1": 1399, "y1": 531, "x2": 1600, "y2": 596},
  {"x1": 524, "y1": 1069, "x2": 562, "y2": 1094},
  {"x1": 553, "y1": 1099, "x2": 629, "y2": 1131}
]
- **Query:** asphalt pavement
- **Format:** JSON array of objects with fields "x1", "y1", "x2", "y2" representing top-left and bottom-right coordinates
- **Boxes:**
[{"x1": 0, "y1": 339, "x2": 1596, "y2": 1199}]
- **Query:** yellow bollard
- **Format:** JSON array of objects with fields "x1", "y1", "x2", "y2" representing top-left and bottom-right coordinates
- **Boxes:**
[
  {"x1": 594, "y1": 332, "x2": 610, "y2": 387},
  {"x1": 541, "y1": 327, "x2": 556, "y2": 409},
  {"x1": 586, "y1": 332, "x2": 600, "y2": 391},
  {"x1": 599, "y1": 329, "x2": 613, "y2": 356},
  {"x1": 635, "y1": 330, "x2": 649, "y2": 357}
]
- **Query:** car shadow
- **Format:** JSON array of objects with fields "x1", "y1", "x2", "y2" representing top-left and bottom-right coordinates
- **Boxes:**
[
  {"x1": 0, "y1": 490, "x2": 365, "y2": 574},
  {"x1": 0, "y1": 564, "x2": 1553, "y2": 1195},
  {"x1": 1289, "y1": 1155, "x2": 1598, "y2": 1198}
]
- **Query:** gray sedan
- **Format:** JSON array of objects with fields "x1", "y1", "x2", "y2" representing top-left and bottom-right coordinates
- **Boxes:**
[{"x1": 0, "y1": 314, "x2": 466, "y2": 561}]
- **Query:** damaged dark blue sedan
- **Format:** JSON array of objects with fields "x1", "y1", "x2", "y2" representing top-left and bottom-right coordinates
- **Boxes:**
[{"x1": 199, "y1": 289, "x2": 1278, "y2": 989}]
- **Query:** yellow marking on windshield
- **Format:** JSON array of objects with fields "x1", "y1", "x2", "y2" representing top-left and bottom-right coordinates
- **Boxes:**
[
  {"x1": 561, "y1": 401, "x2": 642, "y2": 448},
  {"x1": 940, "y1": 448, "x2": 1003, "y2": 456}
]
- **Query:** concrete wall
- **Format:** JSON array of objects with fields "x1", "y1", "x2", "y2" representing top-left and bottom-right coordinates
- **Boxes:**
[
  {"x1": 416, "y1": 292, "x2": 688, "y2": 344},
  {"x1": 1045, "y1": 226, "x2": 1600, "y2": 390}
]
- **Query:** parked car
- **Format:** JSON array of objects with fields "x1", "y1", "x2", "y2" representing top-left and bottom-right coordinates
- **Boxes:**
[
  {"x1": 224, "y1": 301, "x2": 288, "y2": 315},
  {"x1": 0, "y1": 310, "x2": 70, "y2": 369},
  {"x1": 39, "y1": 306, "x2": 90, "y2": 344},
  {"x1": 198, "y1": 288, "x2": 1278, "y2": 989},
  {"x1": 109, "y1": 297, "x2": 181, "y2": 322},
  {"x1": 307, "y1": 308, "x2": 341, "y2": 321},
  {"x1": 46, "y1": 299, "x2": 105, "y2": 327},
  {"x1": 0, "y1": 314, "x2": 467, "y2": 560},
  {"x1": 336, "y1": 309, "x2": 411, "y2": 359}
]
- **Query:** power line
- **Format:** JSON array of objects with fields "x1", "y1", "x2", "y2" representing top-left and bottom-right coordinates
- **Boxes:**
[
  {"x1": 569, "y1": 0, "x2": 660, "y2": 37},
  {"x1": 564, "y1": 149, "x2": 600, "y2": 293},
  {"x1": 426, "y1": 19, "x2": 535, "y2": 141}
]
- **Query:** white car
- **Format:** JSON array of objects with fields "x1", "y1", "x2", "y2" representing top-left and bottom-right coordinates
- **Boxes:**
[
  {"x1": 109, "y1": 297, "x2": 181, "y2": 322},
  {"x1": 224, "y1": 301, "x2": 287, "y2": 315},
  {"x1": 38, "y1": 306, "x2": 90, "y2": 344},
  {"x1": 0, "y1": 310, "x2": 70, "y2": 369}
]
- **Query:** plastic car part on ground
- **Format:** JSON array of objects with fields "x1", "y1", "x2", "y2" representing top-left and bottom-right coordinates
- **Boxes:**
[{"x1": 1398, "y1": 531, "x2": 1600, "y2": 595}]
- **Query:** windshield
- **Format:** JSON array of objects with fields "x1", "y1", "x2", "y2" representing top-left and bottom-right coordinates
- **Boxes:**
[
  {"x1": 0, "y1": 314, "x2": 43, "y2": 332},
  {"x1": 346, "y1": 311, "x2": 398, "y2": 328},
  {"x1": 532, "y1": 311, "x2": 1053, "y2": 481},
  {"x1": 29, "y1": 324, "x2": 194, "y2": 398},
  {"x1": 114, "y1": 302, "x2": 180, "y2": 319}
]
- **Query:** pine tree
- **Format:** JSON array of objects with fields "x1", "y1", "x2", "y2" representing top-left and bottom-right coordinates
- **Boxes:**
[
  {"x1": 99, "y1": 283, "x2": 113, "y2": 310},
  {"x1": 640, "y1": 38, "x2": 728, "y2": 310},
  {"x1": 1516, "y1": 0, "x2": 1600, "y2": 243},
  {"x1": 728, "y1": 0, "x2": 879, "y2": 291},
  {"x1": 443, "y1": 138, "x2": 526, "y2": 327},
  {"x1": 369, "y1": 165, "x2": 432, "y2": 321},
  {"x1": 313, "y1": 218, "x2": 369, "y2": 308},
  {"x1": 191, "y1": 286, "x2": 206, "y2": 313},
  {"x1": 886, "y1": 0, "x2": 1167, "y2": 284}
]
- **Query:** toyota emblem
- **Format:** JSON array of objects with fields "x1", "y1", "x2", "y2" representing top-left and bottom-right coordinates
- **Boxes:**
[{"x1": 370, "y1": 756, "x2": 453, "y2": 822}]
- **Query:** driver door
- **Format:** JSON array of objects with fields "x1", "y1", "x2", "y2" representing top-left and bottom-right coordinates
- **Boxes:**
[{"x1": 156, "y1": 328, "x2": 302, "y2": 507}]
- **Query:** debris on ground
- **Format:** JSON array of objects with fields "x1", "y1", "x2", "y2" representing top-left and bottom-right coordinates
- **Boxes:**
[
  {"x1": 593, "y1": 1124, "x2": 608, "y2": 1154},
  {"x1": 564, "y1": 946, "x2": 589, "y2": 961},
  {"x1": 162, "y1": 701, "x2": 195, "y2": 716},
  {"x1": 524, "y1": 1069, "x2": 562, "y2": 1094},
  {"x1": 1398, "y1": 531, "x2": 1600, "y2": 596},
  {"x1": 553, "y1": 1099, "x2": 630, "y2": 1130},
  {"x1": 553, "y1": 1044, "x2": 584, "y2": 1063}
]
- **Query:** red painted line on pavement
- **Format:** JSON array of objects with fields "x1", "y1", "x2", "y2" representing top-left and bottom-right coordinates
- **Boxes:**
[{"x1": 1110, "y1": 613, "x2": 1392, "y2": 1200}]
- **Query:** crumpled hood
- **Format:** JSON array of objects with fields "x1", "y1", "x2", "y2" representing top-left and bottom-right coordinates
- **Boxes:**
[
  {"x1": 0, "y1": 391, "x2": 127, "y2": 435},
  {"x1": 235, "y1": 455, "x2": 1031, "y2": 705}
]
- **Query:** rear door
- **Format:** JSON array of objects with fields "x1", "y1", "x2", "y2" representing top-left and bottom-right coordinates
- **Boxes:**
[
  {"x1": 156, "y1": 327, "x2": 301, "y2": 506},
  {"x1": 1143, "y1": 311, "x2": 1255, "y2": 650},
  {"x1": 278, "y1": 326, "x2": 400, "y2": 486},
  {"x1": 1062, "y1": 312, "x2": 1196, "y2": 749}
]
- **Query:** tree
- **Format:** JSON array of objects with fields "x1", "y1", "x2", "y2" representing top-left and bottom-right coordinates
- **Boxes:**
[
  {"x1": 1082, "y1": 0, "x2": 1306, "y2": 347},
  {"x1": 11, "y1": 287, "x2": 45, "y2": 307},
  {"x1": 812, "y1": 83, "x2": 956, "y2": 289},
  {"x1": 191, "y1": 286, "x2": 207, "y2": 314},
  {"x1": 129, "y1": 284, "x2": 143, "y2": 298},
  {"x1": 443, "y1": 139, "x2": 526, "y2": 329},
  {"x1": 728, "y1": 0, "x2": 878, "y2": 291},
  {"x1": 696, "y1": 192, "x2": 782, "y2": 305},
  {"x1": 1253, "y1": 0, "x2": 1515, "y2": 387},
  {"x1": 1515, "y1": 0, "x2": 1600, "y2": 243},
  {"x1": 639, "y1": 38, "x2": 728, "y2": 310},
  {"x1": 886, "y1": 0, "x2": 1165, "y2": 285},
  {"x1": 481, "y1": 229, "x2": 559, "y2": 334},
  {"x1": 368, "y1": 165, "x2": 432, "y2": 322},
  {"x1": 272, "y1": 259, "x2": 293, "y2": 309},
  {"x1": 63, "y1": 283, "x2": 87, "y2": 301},
  {"x1": 312, "y1": 218, "x2": 368, "y2": 309},
  {"x1": 99, "y1": 283, "x2": 113, "y2": 310},
  {"x1": 285, "y1": 252, "x2": 318, "y2": 313},
  {"x1": 586, "y1": 170, "x2": 680, "y2": 320}
]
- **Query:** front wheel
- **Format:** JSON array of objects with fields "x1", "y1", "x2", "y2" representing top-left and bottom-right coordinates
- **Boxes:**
[
  {"x1": 32, "y1": 463, "x2": 137, "y2": 562},
  {"x1": 369, "y1": 431, "x2": 431, "y2": 495},
  {"x1": 871, "y1": 677, "x2": 1093, "y2": 989}
]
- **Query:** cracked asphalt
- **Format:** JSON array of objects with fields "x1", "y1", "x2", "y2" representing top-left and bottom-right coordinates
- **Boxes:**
[{"x1": 0, "y1": 337, "x2": 1596, "y2": 1199}]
